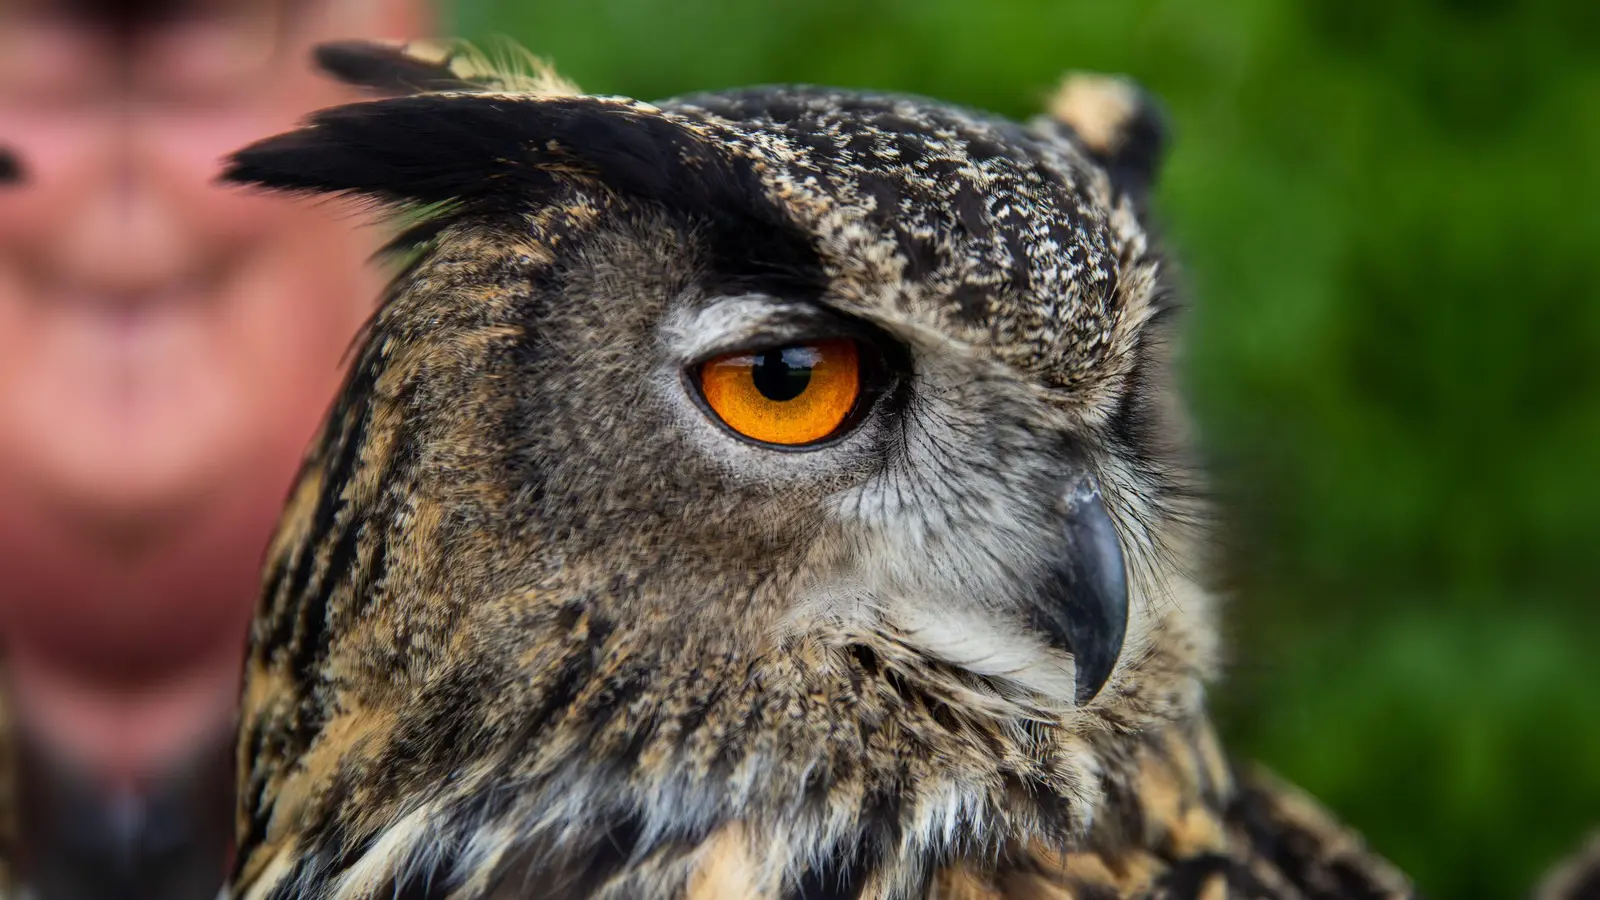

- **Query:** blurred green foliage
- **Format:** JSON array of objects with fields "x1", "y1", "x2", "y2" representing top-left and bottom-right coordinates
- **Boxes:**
[{"x1": 455, "y1": 1, "x2": 1599, "y2": 896}]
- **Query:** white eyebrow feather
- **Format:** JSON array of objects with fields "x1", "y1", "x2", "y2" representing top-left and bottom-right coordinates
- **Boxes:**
[{"x1": 659, "y1": 293, "x2": 831, "y2": 362}]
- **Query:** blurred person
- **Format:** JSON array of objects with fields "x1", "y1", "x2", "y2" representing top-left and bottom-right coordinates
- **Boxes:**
[{"x1": 0, "y1": 0, "x2": 431, "y2": 897}]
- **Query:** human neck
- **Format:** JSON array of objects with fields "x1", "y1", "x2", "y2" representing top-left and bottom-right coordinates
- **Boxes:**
[{"x1": 6, "y1": 638, "x2": 242, "y2": 789}]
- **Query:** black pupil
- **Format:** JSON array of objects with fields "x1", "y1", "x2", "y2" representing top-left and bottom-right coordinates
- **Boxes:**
[{"x1": 751, "y1": 346, "x2": 817, "y2": 402}]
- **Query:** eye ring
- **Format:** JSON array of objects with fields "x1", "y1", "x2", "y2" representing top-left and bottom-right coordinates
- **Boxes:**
[{"x1": 686, "y1": 338, "x2": 883, "y2": 451}]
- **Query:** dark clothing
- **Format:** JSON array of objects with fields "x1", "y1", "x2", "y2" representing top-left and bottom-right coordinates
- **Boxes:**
[{"x1": 15, "y1": 732, "x2": 233, "y2": 900}]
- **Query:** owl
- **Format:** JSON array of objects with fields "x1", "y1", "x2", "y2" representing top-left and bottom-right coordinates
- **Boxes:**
[{"x1": 220, "y1": 40, "x2": 1416, "y2": 900}]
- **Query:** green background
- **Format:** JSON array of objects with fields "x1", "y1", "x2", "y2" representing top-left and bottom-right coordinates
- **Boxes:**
[{"x1": 453, "y1": 1, "x2": 1599, "y2": 897}]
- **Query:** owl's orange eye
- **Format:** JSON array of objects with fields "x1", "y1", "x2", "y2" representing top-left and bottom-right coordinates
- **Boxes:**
[{"x1": 697, "y1": 340, "x2": 863, "y2": 446}]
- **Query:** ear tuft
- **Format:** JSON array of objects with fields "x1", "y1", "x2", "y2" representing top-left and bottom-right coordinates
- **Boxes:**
[
  {"x1": 1535, "y1": 831, "x2": 1600, "y2": 900},
  {"x1": 224, "y1": 41, "x2": 586, "y2": 209},
  {"x1": 1044, "y1": 73, "x2": 1169, "y2": 200},
  {"x1": 218, "y1": 95, "x2": 570, "y2": 207},
  {"x1": 218, "y1": 92, "x2": 822, "y2": 299},
  {"x1": 217, "y1": 93, "x2": 777, "y2": 231},
  {"x1": 314, "y1": 38, "x2": 581, "y2": 98}
]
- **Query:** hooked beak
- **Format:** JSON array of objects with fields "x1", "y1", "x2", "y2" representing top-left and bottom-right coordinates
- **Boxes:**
[{"x1": 1027, "y1": 474, "x2": 1130, "y2": 706}]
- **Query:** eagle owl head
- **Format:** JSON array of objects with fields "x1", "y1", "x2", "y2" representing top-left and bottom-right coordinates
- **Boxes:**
[{"x1": 225, "y1": 40, "x2": 1219, "y2": 900}]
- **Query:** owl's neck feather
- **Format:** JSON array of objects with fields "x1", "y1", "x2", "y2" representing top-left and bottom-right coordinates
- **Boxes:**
[{"x1": 264, "y1": 620, "x2": 1223, "y2": 900}]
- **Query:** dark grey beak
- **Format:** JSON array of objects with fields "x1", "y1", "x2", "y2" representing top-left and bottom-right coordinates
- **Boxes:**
[
  {"x1": 0, "y1": 150, "x2": 20, "y2": 185},
  {"x1": 1027, "y1": 475, "x2": 1130, "y2": 706}
]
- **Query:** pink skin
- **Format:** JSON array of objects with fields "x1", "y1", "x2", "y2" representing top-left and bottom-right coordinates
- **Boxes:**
[{"x1": 0, "y1": 0, "x2": 430, "y2": 786}]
